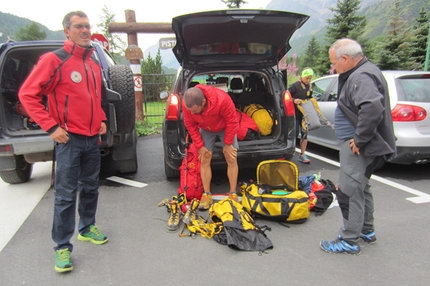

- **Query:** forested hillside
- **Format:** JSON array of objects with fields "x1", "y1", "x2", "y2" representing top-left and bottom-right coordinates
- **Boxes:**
[
  {"x1": 1, "y1": 0, "x2": 429, "y2": 67},
  {"x1": 267, "y1": 0, "x2": 430, "y2": 55},
  {"x1": 0, "y1": 12, "x2": 64, "y2": 42}
]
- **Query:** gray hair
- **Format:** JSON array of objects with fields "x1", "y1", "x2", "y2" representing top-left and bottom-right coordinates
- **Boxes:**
[
  {"x1": 330, "y1": 38, "x2": 364, "y2": 59},
  {"x1": 62, "y1": 11, "x2": 88, "y2": 29}
]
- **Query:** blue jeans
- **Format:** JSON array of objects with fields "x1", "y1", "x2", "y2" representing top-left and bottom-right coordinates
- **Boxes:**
[{"x1": 52, "y1": 133, "x2": 101, "y2": 252}]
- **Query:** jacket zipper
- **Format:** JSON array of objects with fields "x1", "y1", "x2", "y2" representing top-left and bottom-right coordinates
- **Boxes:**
[
  {"x1": 64, "y1": 95, "x2": 69, "y2": 131},
  {"x1": 83, "y1": 49, "x2": 94, "y2": 136}
]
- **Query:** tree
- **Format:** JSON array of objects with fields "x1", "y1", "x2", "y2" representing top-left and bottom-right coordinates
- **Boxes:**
[
  {"x1": 96, "y1": 5, "x2": 127, "y2": 63},
  {"x1": 409, "y1": 6, "x2": 429, "y2": 70},
  {"x1": 326, "y1": 0, "x2": 366, "y2": 42},
  {"x1": 315, "y1": 0, "x2": 368, "y2": 76},
  {"x1": 376, "y1": 1, "x2": 412, "y2": 70},
  {"x1": 141, "y1": 49, "x2": 173, "y2": 102},
  {"x1": 299, "y1": 36, "x2": 321, "y2": 75},
  {"x1": 221, "y1": 0, "x2": 247, "y2": 8},
  {"x1": 15, "y1": 22, "x2": 46, "y2": 41}
]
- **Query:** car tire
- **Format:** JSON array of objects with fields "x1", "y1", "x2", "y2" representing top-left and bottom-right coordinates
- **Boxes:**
[
  {"x1": 0, "y1": 155, "x2": 33, "y2": 184},
  {"x1": 108, "y1": 65, "x2": 135, "y2": 134},
  {"x1": 164, "y1": 159, "x2": 180, "y2": 181}
]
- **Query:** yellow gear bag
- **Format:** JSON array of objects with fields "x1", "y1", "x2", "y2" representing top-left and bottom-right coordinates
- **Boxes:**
[
  {"x1": 241, "y1": 160, "x2": 310, "y2": 223},
  {"x1": 243, "y1": 104, "x2": 273, "y2": 136}
]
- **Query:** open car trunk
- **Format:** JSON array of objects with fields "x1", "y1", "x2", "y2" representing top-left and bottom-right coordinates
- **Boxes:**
[{"x1": 0, "y1": 44, "x2": 62, "y2": 137}]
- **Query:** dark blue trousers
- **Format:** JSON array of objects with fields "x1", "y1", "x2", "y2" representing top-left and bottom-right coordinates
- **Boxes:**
[{"x1": 52, "y1": 133, "x2": 101, "y2": 252}]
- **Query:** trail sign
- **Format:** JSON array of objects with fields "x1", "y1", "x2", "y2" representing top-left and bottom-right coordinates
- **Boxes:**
[
  {"x1": 91, "y1": 34, "x2": 110, "y2": 51},
  {"x1": 159, "y1": 37, "x2": 176, "y2": 50}
]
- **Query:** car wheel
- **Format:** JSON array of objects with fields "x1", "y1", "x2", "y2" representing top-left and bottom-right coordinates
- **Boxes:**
[
  {"x1": 108, "y1": 65, "x2": 135, "y2": 134},
  {"x1": 0, "y1": 155, "x2": 33, "y2": 184},
  {"x1": 164, "y1": 159, "x2": 180, "y2": 181}
]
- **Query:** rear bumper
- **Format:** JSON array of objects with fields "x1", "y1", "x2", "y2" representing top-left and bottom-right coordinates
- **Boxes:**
[
  {"x1": 0, "y1": 137, "x2": 53, "y2": 155},
  {"x1": 165, "y1": 144, "x2": 295, "y2": 171}
]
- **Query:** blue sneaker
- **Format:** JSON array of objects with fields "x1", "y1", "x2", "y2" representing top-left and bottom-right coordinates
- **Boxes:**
[
  {"x1": 320, "y1": 236, "x2": 361, "y2": 255},
  {"x1": 360, "y1": 231, "x2": 377, "y2": 244},
  {"x1": 298, "y1": 154, "x2": 310, "y2": 164}
]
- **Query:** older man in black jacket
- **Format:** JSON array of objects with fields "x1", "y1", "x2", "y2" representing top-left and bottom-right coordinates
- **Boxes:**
[{"x1": 320, "y1": 38, "x2": 396, "y2": 255}]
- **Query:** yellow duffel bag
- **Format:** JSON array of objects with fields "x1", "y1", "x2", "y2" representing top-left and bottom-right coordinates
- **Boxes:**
[
  {"x1": 240, "y1": 159, "x2": 310, "y2": 223},
  {"x1": 243, "y1": 104, "x2": 273, "y2": 136}
]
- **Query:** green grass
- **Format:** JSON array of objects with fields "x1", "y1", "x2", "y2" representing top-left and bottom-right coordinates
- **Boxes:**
[
  {"x1": 143, "y1": 101, "x2": 165, "y2": 125},
  {"x1": 135, "y1": 101, "x2": 165, "y2": 136}
]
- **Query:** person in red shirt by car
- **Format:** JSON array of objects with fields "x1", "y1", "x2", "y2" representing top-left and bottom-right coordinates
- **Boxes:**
[{"x1": 182, "y1": 85, "x2": 239, "y2": 212}]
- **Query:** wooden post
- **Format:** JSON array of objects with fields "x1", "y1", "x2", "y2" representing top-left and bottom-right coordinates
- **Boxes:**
[
  {"x1": 108, "y1": 10, "x2": 174, "y2": 122},
  {"x1": 124, "y1": 10, "x2": 144, "y2": 122}
]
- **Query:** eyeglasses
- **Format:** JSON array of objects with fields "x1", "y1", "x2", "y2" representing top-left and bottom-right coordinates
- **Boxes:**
[
  {"x1": 330, "y1": 58, "x2": 340, "y2": 68},
  {"x1": 71, "y1": 24, "x2": 92, "y2": 30}
]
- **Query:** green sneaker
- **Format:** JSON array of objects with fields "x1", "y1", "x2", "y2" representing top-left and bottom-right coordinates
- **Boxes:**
[
  {"x1": 78, "y1": 225, "x2": 109, "y2": 245},
  {"x1": 55, "y1": 248, "x2": 73, "y2": 273}
]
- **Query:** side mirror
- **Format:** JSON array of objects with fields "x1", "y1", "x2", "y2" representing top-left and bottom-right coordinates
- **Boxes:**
[{"x1": 160, "y1": 90, "x2": 168, "y2": 100}]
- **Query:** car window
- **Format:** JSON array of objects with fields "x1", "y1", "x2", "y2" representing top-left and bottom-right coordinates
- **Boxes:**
[
  {"x1": 312, "y1": 78, "x2": 337, "y2": 101},
  {"x1": 190, "y1": 42, "x2": 273, "y2": 56},
  {"x1": 327, "y1": 81, "x2": 338, "y2": 101},
  {"x1": 398, "y1": 77, "x2": 430, "y2": 102}
]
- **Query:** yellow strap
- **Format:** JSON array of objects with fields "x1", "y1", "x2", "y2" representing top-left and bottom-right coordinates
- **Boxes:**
[{"x1": 180, "y1": 216, "x2": 223, "y2": 239}]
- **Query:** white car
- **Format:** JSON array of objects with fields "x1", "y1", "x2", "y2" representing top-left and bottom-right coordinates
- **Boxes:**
[{"x1": 308, "y1": 71, "x2": 430, "y2": 169}]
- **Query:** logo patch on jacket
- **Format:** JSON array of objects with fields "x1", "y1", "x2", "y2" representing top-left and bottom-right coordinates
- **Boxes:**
[{"x1": 71, "y1": 71, "x2": 82, "y2": 83}]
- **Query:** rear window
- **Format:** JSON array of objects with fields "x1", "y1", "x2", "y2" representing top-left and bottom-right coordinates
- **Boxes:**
[
  {"x1": 398, "y1": 77, "x2": 430, "y2": 102},
  {"x1": 190, "y1": 42, "x2": 273, "y2": 56}
]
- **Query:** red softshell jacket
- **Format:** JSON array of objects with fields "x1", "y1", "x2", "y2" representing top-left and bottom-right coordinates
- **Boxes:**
[
  {"x1": 19, "y1": 39, "x2": 106, "y2": 136},
  {"x1": 182, "y1": 84, "x2": 238, "y2": 150}
]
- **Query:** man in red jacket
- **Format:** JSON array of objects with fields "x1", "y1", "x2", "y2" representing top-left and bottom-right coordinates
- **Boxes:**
[
  {"x1": 19, "y1": 11, "x2": 108, "y2": 273},
  {"x1": 182, "y1": 84, "x2": 239, "y2": 211}
]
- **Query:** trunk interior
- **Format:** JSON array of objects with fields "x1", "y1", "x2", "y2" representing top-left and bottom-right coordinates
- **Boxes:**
[{"x1": 0, "y1": 46, "x2": 55, "y2": 137}]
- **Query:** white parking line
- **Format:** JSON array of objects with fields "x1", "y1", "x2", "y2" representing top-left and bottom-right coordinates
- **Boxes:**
[
  {"x1": 0, "y1": 162, "x2": 52, "y2": 252},
  {"x1": 299, "y1": 149, "x2": 430, "y2": 204},
  {"x1": 106, "y1": 176, "x2": 148, "y2": 188}
]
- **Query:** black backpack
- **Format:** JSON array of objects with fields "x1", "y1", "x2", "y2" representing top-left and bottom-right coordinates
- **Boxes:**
[{"x1": 313, "y1": 179, "x2": 336, "y2": 216}]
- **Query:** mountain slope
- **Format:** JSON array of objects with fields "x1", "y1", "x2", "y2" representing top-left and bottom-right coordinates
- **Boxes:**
[
  {"x1": 2, "y1": 0, "x2": 429, "y2": 69},
  {"x1": 0, "y1": 12, "x2": 64, "y2": 41}
]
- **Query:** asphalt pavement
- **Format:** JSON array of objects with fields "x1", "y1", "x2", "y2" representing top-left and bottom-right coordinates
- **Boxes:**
[{"x1": 0, "y1": 134, "x2": 429, "y2": 285}]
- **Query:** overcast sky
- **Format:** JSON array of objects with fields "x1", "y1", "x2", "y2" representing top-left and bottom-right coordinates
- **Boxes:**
[{"x1": 0, "y1": 0, "x2": 271, "y2": 50}]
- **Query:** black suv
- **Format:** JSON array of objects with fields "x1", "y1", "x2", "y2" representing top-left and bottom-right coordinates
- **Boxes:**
[
  {"x1": 0, "y1": 40, "x2": 137, "y2": 184},
  {"x1": 161, "y1": 9, "x2": 309, "y2": 179}
]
